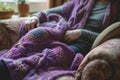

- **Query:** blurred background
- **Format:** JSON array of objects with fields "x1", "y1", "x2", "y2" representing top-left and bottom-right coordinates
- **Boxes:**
[{"x1": 0, "y1": 0, "x2": 67, "y2": 19}]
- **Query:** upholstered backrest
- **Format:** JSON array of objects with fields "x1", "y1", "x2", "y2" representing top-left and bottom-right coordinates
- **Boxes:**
[
  {"x1": 0, "y1": 17, "x2": 27, "y2": 50},
  {"x1": 0, "y1": 22, "x2": 20, "y2": 50}
]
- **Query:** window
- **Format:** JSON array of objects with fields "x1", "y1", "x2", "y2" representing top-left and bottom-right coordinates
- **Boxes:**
[
  {"x1": 0, "y1": 0, "x2": 48, "y2": 14},
  {"x1": 0, "y1": 0, "x2": 47, "y2": 2}
]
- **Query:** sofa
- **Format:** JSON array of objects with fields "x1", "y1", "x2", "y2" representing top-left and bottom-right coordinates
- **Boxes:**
[
  {"x1": 76, "y1": 22, "x2": 120, "y2": 80},
  {"x1": 0, "y1": 18, "x2": 120, "y2": 80},
  {"x1": 0, "y1": 17, "x2": 27, "y2": 50}
]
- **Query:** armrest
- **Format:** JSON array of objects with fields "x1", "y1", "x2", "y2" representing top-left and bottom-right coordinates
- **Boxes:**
[
  {"x1": 91, "y1": 22, "x2": 120, "y2": 49},
  {"x1": 76, "y1": 22, "x2": 120, "y2": 80},
  {"x1": 1, "y1": 17, "x2": 28, "y2": 32},
  {"x1": 76, "y1": 38, "x2": 120, "y2": 80},
  {"x1": 0, "y1": 17, "x2": 27, "y2": 50}
]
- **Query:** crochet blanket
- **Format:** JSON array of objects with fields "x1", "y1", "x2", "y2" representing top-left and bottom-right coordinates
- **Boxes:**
[{"x1": 0, "y1": 11, "x2": 84, "y2": 80}]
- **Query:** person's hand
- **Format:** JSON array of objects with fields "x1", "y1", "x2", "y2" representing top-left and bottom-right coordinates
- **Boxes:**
[
  {"x1": 24, "y1": 16, "x2": 39, "y2": 31},
  {"x1": 64, "y1": 29, "x2": 81, "y2": 42}
]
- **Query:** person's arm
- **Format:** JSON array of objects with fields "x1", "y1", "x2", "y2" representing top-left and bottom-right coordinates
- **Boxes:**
[
  {"x1": 64, "y1": 29, "x2": 99, "y2": 44},
  {"x1": 44, "y1": 6, "x2": 63, "y2": 15},
  {"x1": 23, "y1": 6, "x2": 63, "y2": 31},
  {"x1": 80, "y1": 29, "x2": 99, "y2": 44},
  {"x1": 32, "y1": 6, "x2": 63, "y2": 18}
]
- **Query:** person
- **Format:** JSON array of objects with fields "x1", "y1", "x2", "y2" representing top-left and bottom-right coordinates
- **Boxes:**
[{"x1": 0, "y1": 0, "x2": 120, "y2": 80}]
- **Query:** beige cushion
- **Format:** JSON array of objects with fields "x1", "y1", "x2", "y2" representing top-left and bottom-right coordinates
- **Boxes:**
[
  {"x1": 0, "y1": 17, "x2": 27, "y2": 50},
  {"x1": 56, "y1": 75, "x2": 75, "y2": 80},
  {"x1": 92, "y1": 22, "x2": 120, "y2": 49}
]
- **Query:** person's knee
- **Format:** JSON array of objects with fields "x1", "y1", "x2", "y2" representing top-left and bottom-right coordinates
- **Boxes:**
[{"x1": 28, "y1": 28, "x2": 47, "y2": 38}]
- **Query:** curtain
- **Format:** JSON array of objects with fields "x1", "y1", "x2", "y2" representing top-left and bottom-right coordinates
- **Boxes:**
[{"x1": 48, "y1": 0, "x2": 68, "y2": 8}]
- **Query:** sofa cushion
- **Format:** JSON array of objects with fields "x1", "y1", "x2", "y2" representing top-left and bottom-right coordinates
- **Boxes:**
[
  {"x1": 92, "y1": 22, "x2": 120, "y2": 49},
  {"x1": 0, "y1": 22, "x2": 17, "y2": 50},
  {"x1": 0, "y1": 17, "x2": 27, "y2": 50}
]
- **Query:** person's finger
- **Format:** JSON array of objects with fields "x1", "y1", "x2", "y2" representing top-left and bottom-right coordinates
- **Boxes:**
[
  {"x1": 25, "y1": 19, "x2": 35, "y2": 31},
  {"x1": 64, "y1": 30, "x2": 74, "y2": 42},
  {"x1": 67, "y1": 35, "x2": 73, "y2": 42},
  {"x1": 64, "y1": 34, "x2": 72, "y2": 42},
  {"x1": 64, "y1": 31, "x2": 73, "y2": 41},
  {"x1": 64, "y1": 36, "x2": 69, "y2": 41},
  {"x1": 26, "y1": 21, "x2": 31, "y2": 31},
  {"x1": 64, "y1": 30, "x2": 72, "y2": 37},
  {"x1": 30, "y1": 19, "x2": 37, "y2": 29},
  {"x1": 24, "y1": 21, "x2": 30, "y2": 31},
  {"x1": 64, "y1": 31, "x2": 70, "y2": 40},
  {"x1": 64, "y1": 33, "x2": 69, "y2": 39}
]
